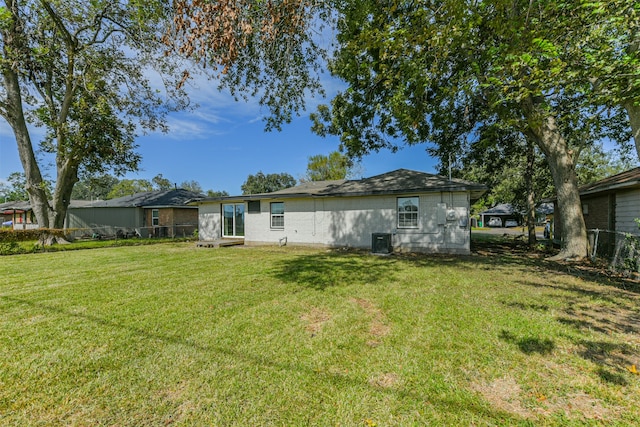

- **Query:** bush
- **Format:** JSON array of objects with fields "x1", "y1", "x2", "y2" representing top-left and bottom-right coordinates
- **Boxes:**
[
  {"x1": 0, "y1": 228, "x2": 68, "y2": 243},
  {"x1": 0, "y1": 240, "x2": 20, "y2": 255}
]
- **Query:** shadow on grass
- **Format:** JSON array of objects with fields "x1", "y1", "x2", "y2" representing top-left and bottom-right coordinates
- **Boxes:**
[
  {"x1": 271, "y1": 250, "x2": 402, "y2": 291},
  {"x1": 275, "y1": 243, "x2": 639, "y2": 388},
  {"x1": 499, "y1": 330, "x2": 556, "y2": 355},
  {"x1": 574, "y1": 339, "x2": 637, "y2": 386},
  {"x1": 1, "y1": 294, "x2": 524, "y2": 424},
  {"x1": 474, "y1": 234, "x2": 640, "y2": 295}
]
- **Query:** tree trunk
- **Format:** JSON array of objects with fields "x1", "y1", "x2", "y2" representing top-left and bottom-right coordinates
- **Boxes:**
[
  {"x1": 523, "y1": 100, "x2": 588, "y2": 261},
  {"x1": 624, "y1": 101, "x2": 640, "y2": 161},
  {"x1": 525, "y1": 139, "x2": 537, "y2": 246},
  {"x1": 623, "y1": 40, "x2": 640, "y2": 161},
  {"x1": 2, "y1": 66, "x2": 52, "y2": 229},
  {"x1": 52, "y1": 158, "x2": 79, "y2": 229}
]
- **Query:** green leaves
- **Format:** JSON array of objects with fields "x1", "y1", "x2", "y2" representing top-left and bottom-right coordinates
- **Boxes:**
[
  {"x1": 0, "y1": 0, "x2": 189, "y2": 229},
  {"x1": 241, "y1": 172, "x2": 296, "y2": 195},
  {"x1": 316, "y1": 0, "x2": 639, "y2": 157},
  {"x1": 0, "y1": 6, "x2": 11, "y2": 30},
  {"x1": 303, "y1": 151, "x2": 351, "y2": 182}
]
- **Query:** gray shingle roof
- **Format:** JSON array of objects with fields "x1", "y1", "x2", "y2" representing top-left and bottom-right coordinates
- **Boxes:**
[
  {"x1": 0, "y1": 200, "x2": 31, "y2": 212},
  {"x1": 81, "y1": 189, "x2": 203, "y2": 208},
  {"x1": 2, "y1": 189, "x2": 202, "y2": 211},
  {"x1": 196, "y1": 169, "x2": 487, "y2": 203},
  {"x1": 480, "y1": 203, "x2": 516, "y2": 215}
]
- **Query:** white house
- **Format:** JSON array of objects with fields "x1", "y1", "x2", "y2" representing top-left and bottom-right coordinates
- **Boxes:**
[{"x1": 191, "y1": 169, "x2": 487, "y2": 254}]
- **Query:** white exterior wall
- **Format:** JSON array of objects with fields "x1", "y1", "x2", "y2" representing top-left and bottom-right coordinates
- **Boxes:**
[
  {"x1": 244, "y1": 192, "x2": 471, "y2": 254},
  {"x1": 198, "y1": 202, "x2": 222, "y2": 241},
  {"x1": 616, "y1": 189, "x2": 640, "y2": 234}
]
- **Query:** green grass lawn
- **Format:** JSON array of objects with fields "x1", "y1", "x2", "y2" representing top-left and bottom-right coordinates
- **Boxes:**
[{"x1": 1, "y1": 241, "x2": 638, "y2": 425}]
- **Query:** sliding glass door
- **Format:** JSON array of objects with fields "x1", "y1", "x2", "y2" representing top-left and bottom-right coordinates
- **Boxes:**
[{"x1": 222, "y1": 203, "x2": 245, "y2": 237}]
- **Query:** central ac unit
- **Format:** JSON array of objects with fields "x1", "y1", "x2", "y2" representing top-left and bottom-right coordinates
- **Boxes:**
[{"x1": 372, "y1": 233, "x2": 392, "y2": 254}]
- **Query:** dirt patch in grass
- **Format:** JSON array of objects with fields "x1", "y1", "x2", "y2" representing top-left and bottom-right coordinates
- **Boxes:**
[
  {"x1": 350, "y1": 297, "x2": 391, "y2": 347},
  {"x1": 540, "y1": 392, "x2": 616, "y2": 421},
  {"x1": 369, "y1": 372, "x2": 400, "y2": 389},
  {"x1": 471, "y1": 377, "x2": 532, "y2": 419},
  {"x1": 472, "y1": 376, "x2": 615, "y2": 421},
  {"x1": 300, "y1": 307, "x2": 331, "y2": 336},
  {"x1": 157, "y1": 382, "x2": 198, "y2": 424}
]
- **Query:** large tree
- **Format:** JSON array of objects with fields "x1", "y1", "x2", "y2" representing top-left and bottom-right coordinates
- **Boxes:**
[
  {"x1": 107, "y1": 179, "x2": 153, "y2": 199},
  {"x1": 241, "y1": 172, "x2": 296, "y2": 195},
  {"x1": 312, "y1": 0, "x2": 638, "y2": 260},
  {"x1": 166, "y1": 0, "x2": 328, "y2": 131},
  {"x1": 0, "y1": 0, "x2": 184, "y2": 242},
  {"x1": 70, "y1": 173, "x2": 119, "y2": 200},
  {"x1": 570, "y1": 1, "x2": 640, "y2": 159},
  {"x1": 302, "y1": 151, "x2": 351, "y2": 182}
]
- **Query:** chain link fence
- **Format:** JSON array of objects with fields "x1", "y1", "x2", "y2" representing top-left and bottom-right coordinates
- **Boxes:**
[
  {"x1": 588, "y1": 229, "x2": 640, "y2": 276},
  {"x1": 65, "y1": 224, "x2": 198, "y2": 241}
]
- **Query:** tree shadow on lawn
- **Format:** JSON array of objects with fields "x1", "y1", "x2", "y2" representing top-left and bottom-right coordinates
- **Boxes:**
[
  {"x1": 271, "y1": 249, "x2": 404, "y2": 291},
  {"x1": 499, "y1": 330, "x2": 556, "y2": 355},
  {"x1": 503, "y1": 283, "x2": 639, "y2": 385},
  {"x1": 473, "y1": 235, "x2": 640, "y2": 295},
  {"x1": 1, "y1": 294, "x2": 523, "y2": 424},
  {"x1": 502, "y1": 280, "x2": 639, "y2": 386},
  {"x1": 272, "y1": 241, "x2": 639, "y2": 387},
  {"x1": 271, "y1": 237, "x2": 543, "y2": 292},
  {"x1": 274, "y1": 242, "x2": 639, "y2": 417}
]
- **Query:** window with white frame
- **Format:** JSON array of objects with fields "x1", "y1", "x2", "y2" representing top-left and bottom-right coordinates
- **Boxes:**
[
  {"x1": 397, "y1": 197, "x2": 419, "y2": 228},
  {"x1": 270, "y1": 202, "x2": 284, "y2": 229},
  {"x1": 152, "y1": 209, "x2": 159, "y2": 226}
]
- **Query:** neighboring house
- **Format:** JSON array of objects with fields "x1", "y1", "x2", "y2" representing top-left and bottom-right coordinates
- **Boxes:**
[
  {"x1": 1, "y1": 201, "x2": 14, "y2": 226},
  {"x1": 191, "y1": 169, "x2": 487, "y2": 254},
  {"x1": 553, "y1": 167, "x2": 640, "y2": 245},
  {"x1": 66, "y1": 189, "x2": 202, "y2": 238},
  {"x1": 0, "y1": 200, "x2": 38, "y2": 229},
  {"x1": 2, "y1": 189, "x2": 201, "y2": 237},
  {"x1": 536, "y1": 202, "x2": 554, "y2": 224},
  {"x1": 479, "y1": 202, "x2": 553, "y2": 228},
  {"x1": 479, "y1": 203, "x2": 520, "y2": 227}
]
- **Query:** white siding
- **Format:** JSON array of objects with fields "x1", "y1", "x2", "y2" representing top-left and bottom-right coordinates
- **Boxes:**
[
  {"x1": 616, "y1": 189, "x2": 640, "y2": 234},
  {"x1": 243, "y1": 192, "x2": 471, "y2": 254},
  {"x1": 198, "y1": 202, "x2": 222, "y2": 241}
]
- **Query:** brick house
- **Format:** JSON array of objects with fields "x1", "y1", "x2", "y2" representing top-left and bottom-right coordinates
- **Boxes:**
[{"x1": 64, "y1": 189, "x2": 202, "y2": 238}]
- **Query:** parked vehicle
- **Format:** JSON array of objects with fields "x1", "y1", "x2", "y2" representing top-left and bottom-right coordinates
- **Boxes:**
[
  {"x1": 488, "y1": 217, "x2": 503, "y2": 227},
  {"x1": 504, "y1": 219, "x2": 518, "y2": 227}
]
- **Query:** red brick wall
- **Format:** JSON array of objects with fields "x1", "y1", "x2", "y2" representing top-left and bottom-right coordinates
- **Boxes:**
[
  {"x1": 554, "y1": 193, "x2": 614, "y2": 244},
  {"x1": 144, "y1": 208, "x2": 198, "y2": 237},
  {"x1": 581, "y1": 194, "x2": 614, "y2": 231},
  {"x1": 172, "y1": 208, "x2": 198, "y2": 225}
]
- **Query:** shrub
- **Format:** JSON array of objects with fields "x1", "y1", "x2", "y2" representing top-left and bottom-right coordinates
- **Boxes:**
[
  {"x1": 0, "y1": 240, "x2": 20, "y2": 255},
  {"x1": 0, "y1": 228, "x2": 68, "y2": 243}
]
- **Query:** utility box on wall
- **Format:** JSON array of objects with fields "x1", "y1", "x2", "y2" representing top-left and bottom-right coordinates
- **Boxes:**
[{"x1": 372, "y1": 233, "x2": 392, "y2": 254}]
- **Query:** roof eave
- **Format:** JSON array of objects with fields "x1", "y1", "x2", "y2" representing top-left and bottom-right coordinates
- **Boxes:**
[
  {"x1": 580, "y1": 181, "x2": 640, "y2": 196},
  {"x1": 193, "y1": 185, "x2": 488, "y2": 203}
]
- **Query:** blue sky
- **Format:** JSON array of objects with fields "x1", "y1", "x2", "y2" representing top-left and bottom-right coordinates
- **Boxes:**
[{"x1": 0, "y1": 73, "x2": 441, "y2": 196}]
